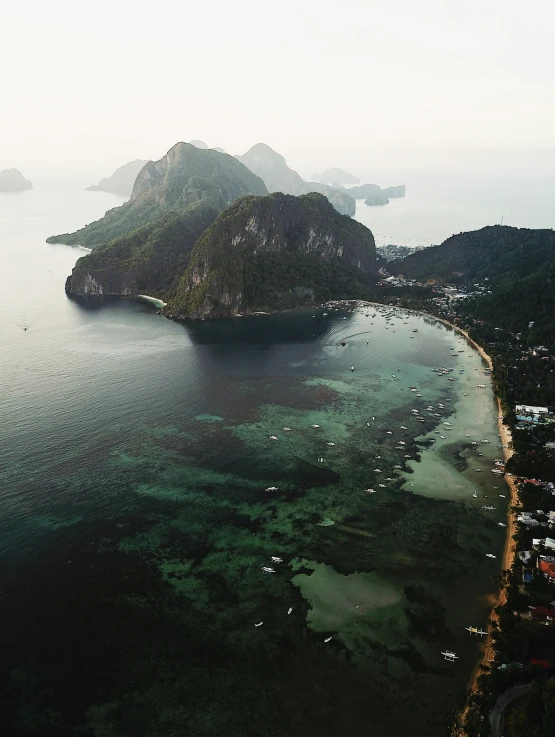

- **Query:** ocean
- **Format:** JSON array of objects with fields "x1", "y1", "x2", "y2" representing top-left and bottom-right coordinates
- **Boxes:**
[
  {"x1": 354, "y1": 174, "x2": 555, "y2": 248},
  {"x1": 0, "y1": 178, "x2": 527, "y2": 736}
]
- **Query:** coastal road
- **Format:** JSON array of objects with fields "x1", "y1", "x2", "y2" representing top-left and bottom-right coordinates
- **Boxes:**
[{"x1": 489, "y1": 684, "x2": 531, "y2": 737}]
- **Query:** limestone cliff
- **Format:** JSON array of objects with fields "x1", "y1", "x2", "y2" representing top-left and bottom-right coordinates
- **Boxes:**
[
  {"x1": 61, "y1": 144, "x2": 267, "y2": 299},
  {"x1": 166, "y1": 192, "x2": 376, "y2": 319}
]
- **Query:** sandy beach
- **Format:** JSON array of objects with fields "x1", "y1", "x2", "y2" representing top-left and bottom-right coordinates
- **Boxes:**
[{"x1": 423, "y1": 315, "x2": 518, "y2": 734}]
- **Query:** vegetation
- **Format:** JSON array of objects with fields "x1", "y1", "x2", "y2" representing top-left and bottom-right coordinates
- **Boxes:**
[
  {"x1": 372, "y1": 225, "x2": 555, "y2": 735},
  {"x1": 166, "y1": 192, "x2": 377, "y2": 318},
  {"x1": 58, "y1": 143, "x2": 267, "y2": 298}
]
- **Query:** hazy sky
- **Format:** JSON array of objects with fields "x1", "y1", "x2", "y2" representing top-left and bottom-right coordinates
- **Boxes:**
[{"x1": 2, "y1": 0, "x2": 554, "y2": 179}]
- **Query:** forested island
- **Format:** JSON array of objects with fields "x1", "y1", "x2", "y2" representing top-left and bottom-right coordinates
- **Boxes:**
[{"x1": 52, "y1": 144, "x2": 378, "y2": 314}]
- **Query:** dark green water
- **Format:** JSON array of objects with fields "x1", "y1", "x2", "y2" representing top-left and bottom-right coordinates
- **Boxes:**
[{"x1": 0, "y1": 186, "x2": 505, "y2": 737}]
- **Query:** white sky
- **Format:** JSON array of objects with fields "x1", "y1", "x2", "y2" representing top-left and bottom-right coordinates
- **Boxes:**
[{"x1": 2, "y1": 0, "x2": 554, "y2": 179}]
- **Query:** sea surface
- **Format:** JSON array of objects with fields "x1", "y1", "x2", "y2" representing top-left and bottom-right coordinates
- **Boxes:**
[
  {"x1": 0, "y1": 180, "x2": 518, "y2": 737},
  {"x1": 353, "y1": 174, "x2": 555, "y2": 248}
]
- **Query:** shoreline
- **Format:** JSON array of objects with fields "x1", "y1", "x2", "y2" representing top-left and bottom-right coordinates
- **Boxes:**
[
  {"x1": 409, "y1": 310, "x2": 518, "y2": 731},
  {"x1": 356, "y1": 300, "x2": 517, "y2": 722}
]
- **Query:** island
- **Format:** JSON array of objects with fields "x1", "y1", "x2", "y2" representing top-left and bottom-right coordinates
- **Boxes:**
[
  {"x1": 236, "y1": 143, "x2": 355, "y2": 216},
  {"x1": 52, "y1": 143, "x2": 267, "y2": 298},
  {"x1": 166, "y1": 192, "x2": 377, "y2": 319},
  {"x1": 0, "y1": 168, "x2": 32, "y2": 192},
  {"x1": 86, "y1": 160, "x2": 149, "y2": 196}
]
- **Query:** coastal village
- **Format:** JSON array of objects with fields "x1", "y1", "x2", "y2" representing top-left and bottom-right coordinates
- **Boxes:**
[{"x1": 366, "y1": 258, "x2": 555, "y2": 735}]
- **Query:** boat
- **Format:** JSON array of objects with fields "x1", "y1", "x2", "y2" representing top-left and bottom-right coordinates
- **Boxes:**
[
  {"x1": 350, "y1": 366, "x2": 355, "y2": 372},
  {"x1": 261, "y1": 566, "x2": 276, "y2": 574},
  {"x1": 326, "y1": 442, "x2": 336, "y2": 446},
  {"x1": 324, "y1": 637, "x2": 332, "y2": 643},
  {"x1": 282, "y1": 427, "x2": 292, "y2": 431},
  {"x1": 269, "y1": 435, "x2": 279, "y2": 441},
  {"x1": 311, "y1": 424, "x2": 321, "y2": 428},
  {"x1": 265, "y1": 486, "x2": 278, "y2": 492},
  {"x1": 288, "y1": 607, "x2": 293, "y2": 614},
  {"x1": 472, "y1": 492, "x2": 478, "y2": 498},
  {"x1": 271, "y1": 556, "x2": 283, "y2": 563},
  {"x1": 255, "y1": 621, "x2": 264, "y2": 627},
  {"x1": 498, "y1": 522, "x2": 507, "y2": 527},
  {"x1": 486, "y1": 553, "x2": 496, "y2": 559},
  {"x1": 365, "y1": 488, "x2": 377, "y2": 493},
  {"x1": 441, "y1": 650, "x2": 459, "y2": 662}
]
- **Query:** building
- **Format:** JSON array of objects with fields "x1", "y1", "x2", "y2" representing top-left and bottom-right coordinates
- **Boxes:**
[
  {"x1": 515, "y1": 404, "x2": 549, "y2": 416},
  {"x1": 538, "y1": 559, "x2": 555, "y2": 584}
]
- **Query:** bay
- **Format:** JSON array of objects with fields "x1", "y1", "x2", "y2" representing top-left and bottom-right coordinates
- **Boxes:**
[{"x1": 0, "y1": 180, "x2": 510, "y2": 736}]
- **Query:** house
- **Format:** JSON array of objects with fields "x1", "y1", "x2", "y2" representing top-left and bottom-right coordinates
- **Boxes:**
[
  {"x1": 533, "y1": 538, "x2": 555, "y2": 551},
  {"x1": 516, "y1": 404, "x2": 549, "y2": 416},
  {"x1": 538, "y1": 559, "x2": 555, "y2": 584},
  {"x1": 529, "y1": 605, "x2": 555, "y2": 622}
]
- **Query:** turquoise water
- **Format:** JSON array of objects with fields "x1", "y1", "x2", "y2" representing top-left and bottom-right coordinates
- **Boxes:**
[{"x1": 0, "y1": 184, "x2": 508, "y2": 736}]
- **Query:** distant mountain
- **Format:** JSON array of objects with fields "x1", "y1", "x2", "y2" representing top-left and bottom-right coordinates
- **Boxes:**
[
  {"x1": 0, "y1": 168, "x2": 32, "y2": 192},
  {"x1": 189, "y1": 140, "x2": 209, "y2": 149},
  {"x1": 166, "y1": 192, "x2": 377, "y2": 319},
  {"x1": 236, "y1": 143, "x2": 305, "y2": 195},
  {"x1": 86, "y1": 160, "x2": 149, "y2": 196},
  {"x1": 318, "y1": 168, "x2": 359, "y2": 185},
  {"x1": 382, "y1": 185, "x2": 405, "y2": 198},
  {"x1": 236, "y1": 143, "x2": 355, "y2": 216},
  {"x1": 51, "y1": 143, "x2": 267, "y2": 299}
]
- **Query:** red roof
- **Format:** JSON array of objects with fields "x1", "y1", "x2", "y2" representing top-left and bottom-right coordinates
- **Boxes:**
[
  {"x1": 530, "y1": 605, "x2": 555, "y2": 619},
  {"x1": 531, "y1": 658, "x2": 550, "y2": 668},
  {"x1": 539, "y1": 560, "x2": 555, "y2": 578}
]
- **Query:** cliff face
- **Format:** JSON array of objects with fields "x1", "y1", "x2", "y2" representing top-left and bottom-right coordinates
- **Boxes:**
[
  {"x1": 85, "y1": 160, "x2": 149, "y2": 196},
  {"x1": 61, "y1": 144, "x2": 267, "y2": 299},
  {"x1": 166, "y1": 192, "x2": 376, "y2": 319},
  {"x1": 0, "y1": 168, "x2": 32, "y2": 192}
]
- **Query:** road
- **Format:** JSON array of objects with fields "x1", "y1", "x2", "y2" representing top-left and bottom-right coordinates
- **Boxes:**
[{"x1": 489, "y1": 684, "x2": 531, "y2": 737}]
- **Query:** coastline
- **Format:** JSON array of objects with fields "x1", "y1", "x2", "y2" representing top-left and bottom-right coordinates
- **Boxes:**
[
  {"x1": 413, "y1": 311, "x2": 518, "y2": 729},
  {"x1": 357, "y1": 300, "x2": 518, "y2": 718}
]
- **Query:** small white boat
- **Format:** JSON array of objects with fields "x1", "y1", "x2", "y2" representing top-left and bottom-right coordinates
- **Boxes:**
[
  {"x1": 324, "y1": 637, "x2": 332, "y2": 643},
  {"x1": 400, "y1": 426, "x2": 408, "y2": 430},
  {"x1": 271, "y1": 557, "x2": 283, "y2": 563},
  {"x1": 374, "y1": 469, "x2": 382, "y2": 473},
  {"x1": 472, "y1": 492, "x2": 478, "y2": 498},
  {"x1": 326, "y1": 442, "x2": 336, "y2": 446},
  {"x1": 261, "y1": 567, "x2": 276, "y2": 574},
  {"x1": 386, "y1": 431, "x2": 393, "y2": 435},
  {"x1": 282, "y1": 427, "x2": 292, "y2": 431},
  {"x1": 265, "y1": 486, "x2": 278, "y2": 492},
  {"x1": 311, "y1": 424, "x2": 321, "y2": 429},
  {"x1": 486, "y1": 553, "x2": 496, "y2": 559},
  {"x1": 318, "y1": 457, "x2": 325, "y2": 463},
  {"x1": 288, "y1": 607, "x2": 293, "y2": 614},
  {"x1": 351, "y1": 366, "x2": 355, "y2": 372},
  {"x1": 440, "y1": 435, "x2": 446, "y2": 439},
  {"x1": 255, "y1": 621, "x2": 264, "y2": 627},
  {"x1": 378, "y1": 483, "x2": 386, "y2": 488},
  {"x1": 269, "y1": 435, "x2": 279, "y2": 441},
  {"x1": 498, "y1": 522, "x2": 507, "y2": 527},
  {"x1": 499, "y1": 494, "x2": 506, "y2": 499},
  {"x1": 365, "y1": 488, "x2": 377, "y2": 493}
]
